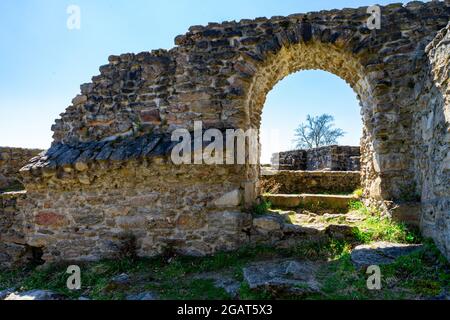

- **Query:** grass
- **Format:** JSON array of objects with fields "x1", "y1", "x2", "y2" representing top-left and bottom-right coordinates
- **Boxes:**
[
  {"x1": 253, "y1": 200, "x2": 272, "y2": 215},
  {"x1": 308, "y1": 240, "x2": 449, "y2": 300},
  {"x1": 347, "y1": 200, "x2": 421, "y2": 244},
  {"x1": 1, "y1": 201, "x2": 447, "y2": 300},
  {"x1": 1, "y1": 239, "x2": 448, "y2": 300}
]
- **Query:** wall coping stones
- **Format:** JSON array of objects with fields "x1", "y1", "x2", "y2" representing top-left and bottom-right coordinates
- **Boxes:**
[{"x1": 21, "y1": 134, "x2": 176, "y2": 176}]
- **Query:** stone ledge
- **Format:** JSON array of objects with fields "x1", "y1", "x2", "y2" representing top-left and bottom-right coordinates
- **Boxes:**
[
  {"x1": 261, "y1": 170, "x2": 361, "y2": 194},
  {"x1": 262, "y1": 169, "x2": 361, "y2": 175},
  {"x1": 263, "y1": 194, "x2": 357, "y2": 210},
  {"x1": 20, "y1": 134, "x2": 176, "y2": 176}
]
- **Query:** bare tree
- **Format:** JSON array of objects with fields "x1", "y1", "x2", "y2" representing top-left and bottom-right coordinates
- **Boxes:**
[{"x1": 294, "y1": 114, "x2": 345, "y2": 149}]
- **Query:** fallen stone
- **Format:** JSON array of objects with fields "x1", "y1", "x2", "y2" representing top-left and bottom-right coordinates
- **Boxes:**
[
  {"x1": 111, "y1": 273, "x2": 130, "y2": 284},
  {"x1": 0, "y1": 288, "x2": 15, "y2": 300},
  {"x1": 243, "y1": 260, "x2": 320, "y2": 297},
  {"x1": 351, "y1": 242, "x2": 423, "y2": 269},
  {"x1": 104, "y1": 273, "x2": 131, "y2": 292},
  {"x1": 4, "y1": 289, "x2": 67, "y2": 300},
  {"x1": 126, "y1": 291, "x2": 159, "y2": 300}
]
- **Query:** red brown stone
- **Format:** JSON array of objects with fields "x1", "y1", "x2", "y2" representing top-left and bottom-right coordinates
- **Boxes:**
[
  {"x1": 140, "y1": 109, "x2": 161, "y2": 124},
  {"x1": 35, "y1": 212, "x2": 66, "y2": 227}
]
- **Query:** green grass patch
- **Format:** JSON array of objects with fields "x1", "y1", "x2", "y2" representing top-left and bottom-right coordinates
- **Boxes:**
[
  {"x1": 381, "y1": 240, "x2": 450, "y2": 297},
  {"x1": 348, "y1": 201, "x2": 421, "y2": 244},
  {"x1": 253, "y1": 200, "x2": 272, "y2": 215}
]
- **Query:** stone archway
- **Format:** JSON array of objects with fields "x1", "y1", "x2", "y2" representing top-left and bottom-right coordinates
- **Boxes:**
[
  {"x1": 237, "y1": 41, "x2": 376, "y2": 206},
  {"x1": 10, "y1": 2, "x2": 449, "y2": 264}
]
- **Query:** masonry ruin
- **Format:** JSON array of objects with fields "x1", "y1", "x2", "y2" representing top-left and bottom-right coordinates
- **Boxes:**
[
  {"x1": 0, "y1": 1, "x2": 449, "y2": 267},
  {"x1": 272, "y1": 145, "x2": 361, "y2": 171}
]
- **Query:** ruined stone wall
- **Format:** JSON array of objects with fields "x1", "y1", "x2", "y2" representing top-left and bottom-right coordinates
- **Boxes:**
[
  {"x1": 414, "y1": 22, "x2": 450, "y2": 259},
  {"x1": 0, "y1": 147, "x2": 42, "y2": 191},
  {"x1": 0, "y1": 191, "x2": 28, "y2": 268},
  {"x1": 10, "y1": 1, "x2": 450, "y2": 264},
  {"x1": 273, "y1": 146, "x2": 360, "y2": 171},
  {"x1": 272, "y1": 146, "x2": 361, "y2": 171},
  {"x1": 271, "y1": 150, "x2": 307, "y2": 170},
  {"x1": 306, "y1": 146, "x2": 360, "y2": 171},
  {"x1": 20, "y1": 149, "x2": 251, "y2": 261},
  {"x1": 261, "y1": 170, "x2": 360, "y2": 194}
]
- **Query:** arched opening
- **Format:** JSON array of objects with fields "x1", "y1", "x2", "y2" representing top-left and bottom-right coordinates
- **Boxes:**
[
  {"x1": 239, "y1": 41, "x2": 378, "y2": 206},
  {"x1": 259, "y1": 70, "x2": 363, "y2": 168}
]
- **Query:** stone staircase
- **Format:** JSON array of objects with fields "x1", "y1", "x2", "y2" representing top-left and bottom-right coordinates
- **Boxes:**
[
  {"x1": 251, "y1": 177, "x2": 361, "y2": 246},
  {"x1": 251, "y1": 207, "x2": 359, "y2": 248}
]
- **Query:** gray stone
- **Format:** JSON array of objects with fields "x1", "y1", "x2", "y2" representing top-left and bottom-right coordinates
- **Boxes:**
[
  {"x1": 253, "y1": 215, "x2": 283, "y2": 232},
  {"x1": 126, "y1": 291, "x2": 159, "y2": 300},
  {"x1": 193, "y1": 271, "x2": 241, "y2": 298},
  {"x1": 4, "y1": 290, "x2": 67, "y2": 300},
  {"x1": 351, "y1": 242, "x2": 423, "y2": 269},
  {"x1": 243, "y1": 260, "x2": 320, "y2": 296},
  {"x1": 111, "y1": 273, "x2": 130, "y2": 284},
  {"x1": 0, "y1": 288, "x2": 15, "y2": 300}
]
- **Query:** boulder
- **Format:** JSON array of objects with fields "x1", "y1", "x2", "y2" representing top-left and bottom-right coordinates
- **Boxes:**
[
  {"x1": 243, "y1": 260, "x2": 320, "y2": 297},
  {"x1": 351, "y1": 242, "x2": 423, "y2": 269}
]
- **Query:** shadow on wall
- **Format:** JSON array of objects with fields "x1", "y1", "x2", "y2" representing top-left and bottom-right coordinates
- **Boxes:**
[
  {"x1": 414, "y1": 22, "x2": 450, "y2": 260},
  {"x1": 0, "y1": 147, "x2": 43, "y2": 193}
]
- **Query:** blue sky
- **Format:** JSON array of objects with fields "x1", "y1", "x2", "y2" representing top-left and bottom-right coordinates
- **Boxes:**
[{"x1": 0, "y1": 0, "x2": 409, "y2": 161}]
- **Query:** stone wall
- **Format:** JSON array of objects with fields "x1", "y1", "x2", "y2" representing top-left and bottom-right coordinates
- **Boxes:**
[
  {"x1": 271, "y1": 150, "x2": 307, "y2": 171},
  {"x1": 0, "y1": 191, "x2": 28, "y2": 269},
  {"x1": 272, "y1": 146, "x2": 360, "y2": 171},
  {"x1": 0, "y1": 147, "x2": 42, "y2": 192},
  {"x1": 261, "y1": 170, "x2": 360, "y2": 194},
  {"x1": 414, "y1": 22, "x2": 450, "y2": 259},
  {"x1": 19, "y1": 144, "x2": 251, "y2": 261}
]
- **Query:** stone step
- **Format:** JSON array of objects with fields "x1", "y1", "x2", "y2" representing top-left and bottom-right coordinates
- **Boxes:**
[{"x1": 263, "y1": 193, "x2": 357, "y2": 210}]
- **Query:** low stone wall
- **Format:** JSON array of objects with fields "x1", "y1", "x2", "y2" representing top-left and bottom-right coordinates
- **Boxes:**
[
  {"x1": 19, "y1": 151, "x2": 252, "y2": 263},
  {"x1": 272, "y1": 146, "x2": 360, "y2": 171},
  {"x1": 0, "y1": 147, "x2": 42, "y2": 191},
  {"x1": 271, "y1": 150, "x2": 307, "y2": 170},
  {"x1": 306, "y1": 146, "x2": 361, "y2": 171},
  {"x1": 261, "y1": 170, "x2": 361, "y2": 194},
  {"x1": 0, "y1": 191, "x2": 28, "y2": 269}
]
